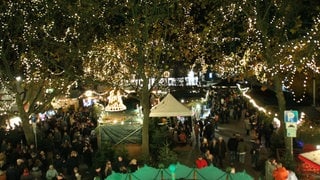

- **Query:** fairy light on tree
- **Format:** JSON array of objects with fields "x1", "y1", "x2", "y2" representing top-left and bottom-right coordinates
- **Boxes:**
[
  {"x1": 0, "y1": 78, "x2": 16, "y2": 116},
  {"x1": 83, "y1": 41, "x2": 128, "y2": 87},
  {"x1": 207, "y1": 0, "x2": 320, "y2": 161},
  {"x1": 201, "y1": 0, "x2": 320, "y2": 101},
  {"x1": 182, "y1": 0, "x2": 319, "y2": 164},
  {"x1": 83, "y1": 0, "x2": 205, "y2": 156},
  {"x1": 0, "y1": 0, "x2": 102, "y2": 144}
]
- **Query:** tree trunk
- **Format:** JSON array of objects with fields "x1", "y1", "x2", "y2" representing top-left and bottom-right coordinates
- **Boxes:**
[
  {"x1": 22, "y1": 117, "x2": 35, "y2": 146},
  {"x1": 15, "y1": 92, "x2": 35, "y2": 146},
  {"x1": 140, "y1": 88, "x2": 151, "y2": 158},
  {"x1": 274, "y1": 76, "x2": 293, "y2": 160}
]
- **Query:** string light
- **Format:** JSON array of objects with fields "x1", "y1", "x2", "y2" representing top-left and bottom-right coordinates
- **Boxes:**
[
  {"x1": 212, "y1": 2, "x2": 320, "y2": 104},
  {"x1": 0, "y1": 78, "x2": 17, "y2": 116},
  {"x1": 237, "y1": 83, "x2": 305, "y2": 127},
  {"x1": 0, "y1": 1, "x2": 85, "y2": 116},
  {"x1": 83, "y1": 41, "x2": 128, "y2": 84}
]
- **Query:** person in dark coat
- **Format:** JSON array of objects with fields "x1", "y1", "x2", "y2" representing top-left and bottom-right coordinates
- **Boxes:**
[
  {"x1": 16, "y1": 159, "x2": 26, "y2": 177},
  {"x1": 53, "y1": 154, "x2": 65, "y2": 174},
  {"x1": 227, "y1": 134, "x2": 239, "y2": 163},
  {"x1": 93, "y1": 167, "x2": 104, "y2": 180},
  {"x1": 215, "y1": 136, "x2": 227, "y2": 168},
  {"x1": 209, "y1": 138, "x2": 218, "y2": 166},
  {"x1": 71, "y1": 166, "x2": 81, "y2": 180},
  {"x1": 66, "y1": 151, "x2": 80, "y2": 175},
  {"x1": 113, "y1": 156, "x2": 127, "y2": 173},
  {"x1": 128, "y1": 159, "x2": 139, "y2": 173},
  {"x1": 30, "y1": 166, "x2": 42, "y2": 180},
  {"x1": 203, "y1": 121, "x2": 214, "y2": 140},
  {"x1": 5, "y1": 163, "x2": 19, "y2": 180},
  {"x1": 200, "y1": 138, "x2": 210, "y2": 154},
  {"x1": 82, "y1": 143, "x2": 93, "y2": 167},
  {"x1": 198, "y1": 120, "x2": 204, "y2": 138},
  {"x1": 251, "y1": 139, "x2": 261, "y2": 168},
  {"x1": 102, "y1": 160, "x2": 112, "y2": 179}
]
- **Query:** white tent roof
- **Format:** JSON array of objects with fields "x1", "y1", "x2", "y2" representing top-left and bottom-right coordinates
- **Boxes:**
[
  {"x1": 149, "y1": 93, "x2": 193, "y2": 117},
  {"x1": 299, "y1": 150, "x2": 320, "y2": 167}
]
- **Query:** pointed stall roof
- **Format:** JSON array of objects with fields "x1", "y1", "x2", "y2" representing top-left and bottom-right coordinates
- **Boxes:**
[{"x1": 149, "y1": 93, "x2": 193, "y2": 117}]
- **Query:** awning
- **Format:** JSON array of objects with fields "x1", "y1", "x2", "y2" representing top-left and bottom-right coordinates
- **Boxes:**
[
  {"x1": 298, "y1": 150, "x2": 320, "y2": 170},
  {"x1": 150, "y1": 93, "x2": 193, "y2": 117}
]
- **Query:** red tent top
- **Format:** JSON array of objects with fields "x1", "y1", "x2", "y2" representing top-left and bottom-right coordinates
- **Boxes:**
[{"x1": 298, "y1": 150, "x2": 320, "y2": 170}]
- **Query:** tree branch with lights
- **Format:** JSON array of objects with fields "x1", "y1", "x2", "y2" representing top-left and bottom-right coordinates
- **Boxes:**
[{"x1": 0, "y1": 0, "x2": 104, "y2": 145}]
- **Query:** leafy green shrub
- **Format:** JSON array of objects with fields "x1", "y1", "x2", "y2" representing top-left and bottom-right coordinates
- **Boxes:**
[{"x1": 157, "y1": 143, "x2": 178, "y2": 167}]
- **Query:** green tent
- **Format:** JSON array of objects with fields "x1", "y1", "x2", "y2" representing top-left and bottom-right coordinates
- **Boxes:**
[
  {"x1": 227, "y1": 170, "x2": 254, "y2": 180},
  {"x1": 174, "y1": 163, "x2": 194, "y2": 178},
  {"x1": 189, "y1": 165, "x2": 225, "y2": 180},
  {"x1": 98, "y1": 123, "x2": 142, "y2": 145},
  {"x1": 106, "y1": 163, "x2": 254, "y2": 180},
  {"x1": 132, "y1": 165, "x2": 164, "y2": 179}
]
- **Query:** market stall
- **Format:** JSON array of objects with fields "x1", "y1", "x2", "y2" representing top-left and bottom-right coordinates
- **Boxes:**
[{"x1": 149, "y1": 93, "x2": 193, "y2": 117}]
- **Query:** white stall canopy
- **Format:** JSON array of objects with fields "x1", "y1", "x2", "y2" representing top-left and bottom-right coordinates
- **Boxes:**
[{"x1": 150, "y1": 93, "x2": 193, "y2": 117}]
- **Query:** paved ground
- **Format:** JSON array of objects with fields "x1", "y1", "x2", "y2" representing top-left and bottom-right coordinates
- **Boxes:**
[{"x1": 173, "y1": 118, "x2": 270, "y2": 180}]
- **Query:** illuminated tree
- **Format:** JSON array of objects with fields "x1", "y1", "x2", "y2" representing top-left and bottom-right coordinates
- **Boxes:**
[
  {"x1": 0, "y1": 78, "x2": 16, "y2": 116},
  {"x1": 0, "y1": 1, "x2": 102, "y2": 144},
  {"x1": 83, "y1": 0, "x2": 203, "y2": 156},
  {"x1": 240, "y1": 1, "x2": 320, "y2": 161},
  {"x1": 187, "y1": 1, "x2": 249, "y2": 81},
  {"x1": 202, "y1": 0, "x2": 320, "y2": 159}
]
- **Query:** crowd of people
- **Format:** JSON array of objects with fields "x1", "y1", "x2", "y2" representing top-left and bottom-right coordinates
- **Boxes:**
[
  {"x1": 0, "y1": 87, "x2": 300, "y2": 179},
  {"x1": 93, "y1": 156, "x2": 139, "y2": 180},
  {"x1": 0, "y1": 105, "x2": 127, "y2": 179},
  {"x1": 193, "y1": 87, "x2": 287, "y2": 178}
]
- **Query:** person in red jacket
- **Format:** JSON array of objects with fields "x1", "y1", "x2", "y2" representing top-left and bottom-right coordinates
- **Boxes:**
[
  {"x1": 272, "y1": 163, "x2": 289, "y2": 180},
  {"x1": 195, "y1": 155, "x2": 208, "y2": 169}
]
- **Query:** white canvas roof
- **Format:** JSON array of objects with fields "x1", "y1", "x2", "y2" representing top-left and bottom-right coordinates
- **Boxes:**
[
  {"x1": 299, "y1": 150, "x2": 320, "y2": 168},
  {"x1": 149, "y1": 93, "x2": 193, "y2": 117}
]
